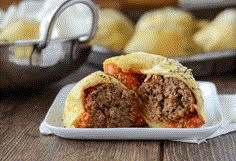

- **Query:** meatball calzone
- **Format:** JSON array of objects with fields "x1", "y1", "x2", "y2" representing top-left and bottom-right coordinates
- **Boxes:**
[
  {"x1": 63, "y1": 71, "x2": 146, "y2": 128},
  {"x1": 103, "y1": 52, "x2": 205, "y2": 128}
]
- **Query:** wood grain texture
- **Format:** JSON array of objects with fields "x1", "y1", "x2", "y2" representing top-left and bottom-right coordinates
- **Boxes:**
[
  {"x1": 163, "y1": 133, "x2": 236, "y2": 161},
  {"x1": 0, "y1": 90, "x2": 161, "y2": 160}
]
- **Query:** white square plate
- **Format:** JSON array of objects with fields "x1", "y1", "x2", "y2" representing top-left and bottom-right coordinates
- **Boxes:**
[{"x1": 40, "y1": 81, "x2": 223, "y2": 140}]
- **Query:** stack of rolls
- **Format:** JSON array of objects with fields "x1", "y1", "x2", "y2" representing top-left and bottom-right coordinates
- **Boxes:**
[{"x1": 63, "y1": 52, "x2": 206, "y2": 128}]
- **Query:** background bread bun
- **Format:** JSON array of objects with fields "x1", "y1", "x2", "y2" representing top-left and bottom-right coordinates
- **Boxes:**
[
  {"x1": 193, "y1": 9, "x2": 236, "y2": 52},
  {"x1": 90, "y1": 8, "x2": 134, "y2": 51},
  {"x1": 124, "y1": 8, "x2": 202, "y2": 57}
]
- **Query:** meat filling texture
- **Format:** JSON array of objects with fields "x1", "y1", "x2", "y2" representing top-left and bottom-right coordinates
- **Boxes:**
[
  {"x1": 84, "y1": 83, "x2": 145, "y2": 128},
  {"x1": 138, "y1": 75, "x2": 197, "y2": 127}
]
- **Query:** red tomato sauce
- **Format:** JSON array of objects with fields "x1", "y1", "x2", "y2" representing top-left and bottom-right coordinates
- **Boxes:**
[
  {"x1": 166, "y1": 113, "x2": 205, "y2": 128},
  {"x1": 104, "y1": 63, "x2": 145, "y2": 91},
  {"x1": 74, "y1": 86, "x2": 99, "y2": 128}
]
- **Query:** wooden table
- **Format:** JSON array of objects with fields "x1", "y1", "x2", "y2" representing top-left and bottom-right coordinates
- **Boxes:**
[{"x1": 1, "y1": 62, "x2": 236, "y2": 161}]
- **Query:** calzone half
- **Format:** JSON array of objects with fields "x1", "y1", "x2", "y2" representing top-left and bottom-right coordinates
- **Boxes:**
[
  {"x1": 103, "y1": 52, "x2": 205, "y2": 128},
  {"x1": 63, "y1": 71, "x2": 146, "y2": 128}
]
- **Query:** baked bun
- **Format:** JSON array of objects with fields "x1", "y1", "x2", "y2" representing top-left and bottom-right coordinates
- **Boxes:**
[
  {"x1": 124, "y1": 29, "x2": 201, "y2": 57},
  {"x1": 135, "y1": 7, "x2": 196, "y2": 35},
  {"x1": 104, "y1": 52, "x2": 205, "y2": 128},
  {"x1": 196, "y1": 19, "x2": 210, "y2": 30},
  {"x1": 90, "y1": 8, "x2": 134, "y2": 51},
  {"x1": 193, "y1": 9, "x2": 236, "y2": 52},
  {"x1": 63, "y1": 71, "x2": 146, "y2": 128},
  {"x1": 124, "y1": 7, "x2": 201, "y2": 57},
  {"x1": 0, "y1": 20, "x2": 39, "y2": 58}
]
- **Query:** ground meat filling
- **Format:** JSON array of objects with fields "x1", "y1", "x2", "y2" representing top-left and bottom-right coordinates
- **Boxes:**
[
  {"x1": 138, "y1": 75, "x2": 196, "y2": 125},
  {"x1": 84, "y1": 83, "x2": 142, "y2": 128}
]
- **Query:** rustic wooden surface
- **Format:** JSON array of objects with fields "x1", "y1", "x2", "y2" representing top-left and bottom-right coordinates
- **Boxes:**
[
  {"x1": 0, "y1": 1, "x2": 235, "y2": 160},
  {"x1": 0, "y1": 62, "x2": 236, "y2": 160}
]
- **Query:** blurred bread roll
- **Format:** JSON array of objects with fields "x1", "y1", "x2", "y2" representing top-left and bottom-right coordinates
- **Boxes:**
[
  {"x1": 0, "y1": 20, "x2": 39, "y2": 42},
  {"x1": 193, "y1": 9, "x2": 236, "y2": 52},
  {"x1": 135, "y1": 7, "x2": 196, "y2": 35},
  {"x1": 90, "y1": 8, "x2": 134, "y2": 51},
  {"x1": 125, "y1": 30, "x2": 184, "y2": 57},
  {"x1": 124, "y1": 7, "x2": 201, "y2": 57},
  {"x1": 196, "y1": 19, "x2": 210, "y2": 30},
  {"x1": 124, "y1": 29, "x2": 201, "y2": 57},
  {"x1": 0, "y1": 20, "x2": 39, "y2": 58}
]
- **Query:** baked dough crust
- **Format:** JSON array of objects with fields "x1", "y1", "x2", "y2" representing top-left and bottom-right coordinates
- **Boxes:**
[
  {"x1": 104, "y1": 52, "x2": 205, "y2": 127},
  {"x1": 63, "y1": 71, "x2": 126, "y2": 128}
]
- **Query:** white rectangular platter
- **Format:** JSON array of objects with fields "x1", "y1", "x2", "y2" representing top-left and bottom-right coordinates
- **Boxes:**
[{"x1": 40, "y1": 81, "x2": 223, "y2": 140}]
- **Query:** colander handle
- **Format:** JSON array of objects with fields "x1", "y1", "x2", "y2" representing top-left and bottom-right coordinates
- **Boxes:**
[{"x1": 37, "y1": 0, "x2": 98, "y2": 50}]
